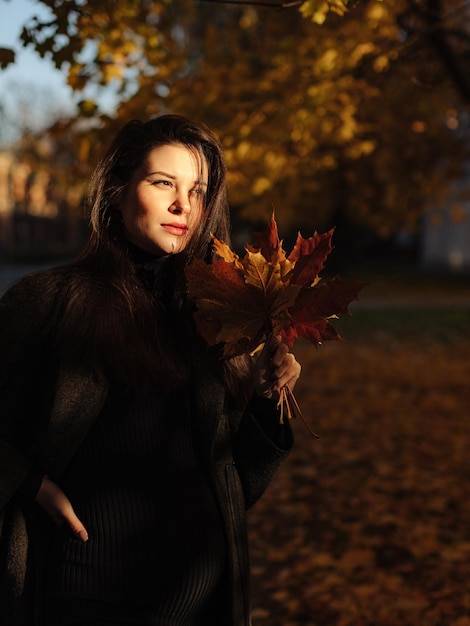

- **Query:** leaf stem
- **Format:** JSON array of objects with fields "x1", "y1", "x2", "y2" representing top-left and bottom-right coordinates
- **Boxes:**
[{"x1": 280, "y1": 384, "x2": 320, "y2": 439}]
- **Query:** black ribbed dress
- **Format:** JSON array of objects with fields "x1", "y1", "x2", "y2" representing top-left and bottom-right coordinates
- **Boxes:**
[{"x1": 43, "y1": 384, "x2": 227, "y2": 626}]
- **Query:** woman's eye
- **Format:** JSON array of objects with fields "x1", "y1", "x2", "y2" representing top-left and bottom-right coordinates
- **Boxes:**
[
  {"x1": 191, "y1": 186, "x2": 205, "y2": 196},
  {"x1": 151, "y1": 179, "x2": 172, "y2": 188}
]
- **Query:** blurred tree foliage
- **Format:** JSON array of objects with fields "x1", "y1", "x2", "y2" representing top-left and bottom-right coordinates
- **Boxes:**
[{"x1": 1, "y1": 0, "x2": 469, "y2": 236}]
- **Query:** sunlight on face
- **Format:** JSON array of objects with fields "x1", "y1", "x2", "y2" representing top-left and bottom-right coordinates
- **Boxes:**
[{"x1": 119, "y1": 143, "x2": 208, "y2": 256}]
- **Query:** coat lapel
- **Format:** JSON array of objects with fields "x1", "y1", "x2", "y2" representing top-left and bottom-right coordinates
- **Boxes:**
[
  {"x1": 41, "y1": 362, "x2": 108, "y2": 477},
  {"x1": 190, "y1": 350, "x2": 228, "y2": 472}
]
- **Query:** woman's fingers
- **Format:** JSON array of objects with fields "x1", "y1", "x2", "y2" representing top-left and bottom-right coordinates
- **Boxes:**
[
  {"x1": 35, "y1": 475, "x2": 89, "y2": 542},
  {"x1": 254, "y1": 335, "x2": 301, "y2": 399},
  {"x1": 65, "y1": 508, "x2": 89, "y2": 542},
  {"x1": 272, "y1": 351, "x2": 301, "y2": 393}
]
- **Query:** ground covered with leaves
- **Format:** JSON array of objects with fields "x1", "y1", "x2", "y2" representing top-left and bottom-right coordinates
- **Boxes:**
[{"x1": 248, "y1": 303, "x2": 470, "y2": 626}]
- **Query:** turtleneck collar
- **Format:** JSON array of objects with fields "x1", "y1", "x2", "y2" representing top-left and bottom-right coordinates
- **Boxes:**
[{"x1": 125, "y1": 241, "x2": 180, "y2": 298}]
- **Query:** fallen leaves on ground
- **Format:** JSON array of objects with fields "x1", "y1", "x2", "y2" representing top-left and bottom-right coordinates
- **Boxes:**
[{"x1": 248, "y1": 331, "x2": 470, "y2": 625}]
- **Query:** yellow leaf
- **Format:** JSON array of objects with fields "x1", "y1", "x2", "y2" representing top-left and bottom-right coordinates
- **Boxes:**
[{"x1": 212, "y1": 236, "x2": 244, "y2": 269}]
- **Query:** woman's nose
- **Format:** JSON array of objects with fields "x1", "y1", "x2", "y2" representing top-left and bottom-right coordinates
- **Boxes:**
[{"x1": 169, "y1": 190, "x2": 191, "y2": 215}]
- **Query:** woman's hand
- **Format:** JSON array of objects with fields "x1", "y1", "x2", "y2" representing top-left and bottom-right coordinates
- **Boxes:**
[
  {"x1": 254, "y1": 334, "x2": 301, "y2": 401},
  {"x1": 35, "y1": 475, "x2": 89, "y2": 542}
]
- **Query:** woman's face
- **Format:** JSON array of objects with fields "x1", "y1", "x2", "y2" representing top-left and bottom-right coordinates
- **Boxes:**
[{"x1": 118, "y1": 142, "x2": 208, "y2": 256}]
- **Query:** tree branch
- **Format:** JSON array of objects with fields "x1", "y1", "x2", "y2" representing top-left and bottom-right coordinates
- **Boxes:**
[
  {"x1": 405, "y1": 0, "x2": 470, "y2": 103},
  {"x1": 198, "y1": 0, "x2": 302, "y2": 8},
  {"x1": 424, "y1": 0, "x2": 470, "y2": 102}
]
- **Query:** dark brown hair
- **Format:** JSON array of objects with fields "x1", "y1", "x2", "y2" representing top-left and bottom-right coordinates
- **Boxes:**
[{"x1": 55, "y1": 115, "x2": 251, "y2": 397}]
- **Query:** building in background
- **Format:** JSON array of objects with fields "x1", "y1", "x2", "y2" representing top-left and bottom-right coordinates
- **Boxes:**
[
  {"x1": 421, "y1": 166, "x2": 470, "y2": 272},
  {"x1": 0, "y1": 150, "x2": 85, "y2": 261}
]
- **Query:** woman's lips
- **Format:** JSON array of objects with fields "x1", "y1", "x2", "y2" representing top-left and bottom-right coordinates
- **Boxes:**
[{"x1": 161, "y1": 223, "x2": 188, "y2": 236}]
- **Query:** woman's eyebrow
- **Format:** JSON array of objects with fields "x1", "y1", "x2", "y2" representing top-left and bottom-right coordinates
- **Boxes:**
[
  {"x1": 147, "y1": 170, "x2": 176, "y2": 179},
  {"x1": 147, "y1": 170, "x2": 208, "y2": 186}
]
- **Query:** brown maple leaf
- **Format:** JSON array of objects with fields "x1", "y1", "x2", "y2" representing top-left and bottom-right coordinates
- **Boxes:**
[
  {"x1": 288, "y1": 228, "x2": 335, "y2": 286},
  {"x1": 280, "y1": 275, "x2": 366, "y2": 346}
]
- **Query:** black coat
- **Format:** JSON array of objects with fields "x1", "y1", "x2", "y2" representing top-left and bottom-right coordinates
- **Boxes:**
[{"x1": 0, "y1": 268, "x2": 293, "y2": 626}]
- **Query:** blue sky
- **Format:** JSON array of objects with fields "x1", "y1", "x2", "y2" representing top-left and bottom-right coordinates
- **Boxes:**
[
  {"x1": 0, "y1": 0, "x2": 118, "y2": 139},
  {"x1": 0, "y1": 0, "x2": 75, "y2": 108}
]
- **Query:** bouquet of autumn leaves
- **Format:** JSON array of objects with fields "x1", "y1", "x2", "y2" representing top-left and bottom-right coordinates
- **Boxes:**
[{"x1": 185, "y1": 215, "x2": 365, "y2": 434}]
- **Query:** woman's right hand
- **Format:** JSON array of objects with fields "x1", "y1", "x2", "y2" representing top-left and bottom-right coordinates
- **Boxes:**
[{"x1": 35, "y1": 475, "x2": 89, "y2": 542}]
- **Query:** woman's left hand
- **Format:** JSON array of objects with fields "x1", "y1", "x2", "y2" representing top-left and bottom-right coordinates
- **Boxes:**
[{"x1": 254, "y1": 334, "x2": 301, "y2": 401}]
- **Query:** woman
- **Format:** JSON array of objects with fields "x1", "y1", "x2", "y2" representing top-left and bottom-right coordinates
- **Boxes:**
[{"x1": 0, "y1": 115, "x2": 299, "y2": 626}]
